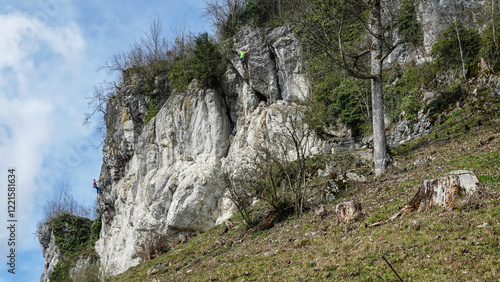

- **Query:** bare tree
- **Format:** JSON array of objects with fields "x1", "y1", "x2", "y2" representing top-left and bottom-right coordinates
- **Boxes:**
[
  {"x1": 142, "y1": 17, "x2": 169, "y2": 64},
  {"x1": 39, "y1": 182, "x2": 94, "y2": 227},
  {"x1": 203, "y1": 0, "x2": 247, "y2": 38},
  {"x1": 99, "y1": 52, "x2": 130, "y2": 76},
  {"x1": 266, "y1": 104, "x2": 315, "y2": 215},
  {"x1": 291, "y1": 0, "x2": 424, "y2": 175},
  {"x1": 223, "y1": 169, "x2": 254, "y2": 227},
  {"x1": 83, "y1": 81, "x2": 115, "y2": 142},
  {"x1": 226, "y1": 104, "x2": 317, "y2": 220}
]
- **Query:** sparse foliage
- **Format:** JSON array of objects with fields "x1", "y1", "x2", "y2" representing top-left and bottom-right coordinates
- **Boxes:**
[
  {"x1": 309, "y1": 77, "x2": 371, "y2": 133},
  {"x1": 224, "y1": 170, "x2": 254, "y2": 227},
  {"x1": 39, "y1": 182, "x2": 95, "y2": 228},
  {"x1": 83, "y1": 81, "x2": 115, "y2": 139},
  {"x1": 227, "y1": 104, "x2": 317, "y2": 223},
  {"x1": 85, "y1": 19, "x2": 171, "y2": 134},
  {"x1": 384, "y1": 63, "x2": 430, "y2": 125},
  {"x1": 137, "y1": 232, "x2": 172, "y2": 262},
  {"x1": 99, "y1": 17, "x2": 170, "y2": 79},
  {"x1": 203, "y1": 0, "x2": 247, "y2": 39},
  {"x1": 478, "y1": 0, "x2": 500, "y2": 71}
]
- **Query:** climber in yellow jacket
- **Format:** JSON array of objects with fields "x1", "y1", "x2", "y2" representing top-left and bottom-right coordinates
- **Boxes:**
[{"x1": 239, "y1": 48, "x2": 250, "y2": 70}]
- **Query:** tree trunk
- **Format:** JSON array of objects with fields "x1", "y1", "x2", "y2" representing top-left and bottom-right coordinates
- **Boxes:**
[{"x1": 370, "y1": 0, "x2": 390, "y2": 175}]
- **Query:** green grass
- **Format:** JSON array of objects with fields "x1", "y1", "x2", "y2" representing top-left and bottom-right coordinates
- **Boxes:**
[{"x1": 479, "y1": 174, "x2": 500, "y2": 185}]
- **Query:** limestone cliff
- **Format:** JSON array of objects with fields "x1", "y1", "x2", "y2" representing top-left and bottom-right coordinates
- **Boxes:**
[
  {"x1": 90, "y1": 0, "x2": 485, "y2": 275},
  {"x1": 38, "y1": 224, "x2": 61, "y2": 282},
  {"x1": 94, "y1": 24, "x2": 332, "y2": 275}
]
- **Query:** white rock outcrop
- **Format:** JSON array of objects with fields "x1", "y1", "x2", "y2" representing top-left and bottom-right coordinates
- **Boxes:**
[
  {"x1": 336, "y1": 201, "x2": 362, "y2": 223},
  {"x1": 95, "y1": 86, "x2": 231, "y2": 274},
  {"x1": 94, "y1": 26, "x2": 332, "y2": 275},
  {"x1": 38, "y1": 224, "x2": 61, "y2": 282}
]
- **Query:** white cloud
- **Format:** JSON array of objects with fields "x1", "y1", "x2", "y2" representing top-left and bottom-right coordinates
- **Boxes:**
[{"x1": 0, "y1": 10, "x2": 95, "y2": 280}]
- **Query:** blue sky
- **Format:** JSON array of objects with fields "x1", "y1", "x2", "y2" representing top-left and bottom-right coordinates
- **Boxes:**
[{"x1": 0, "y1": 0, "x2": 208, "y2": 280}]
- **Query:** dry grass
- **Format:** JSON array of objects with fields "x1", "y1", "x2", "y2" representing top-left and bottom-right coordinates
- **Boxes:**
[{"x1": 110, "y1": 100, "x2": 500, "y2": 281}]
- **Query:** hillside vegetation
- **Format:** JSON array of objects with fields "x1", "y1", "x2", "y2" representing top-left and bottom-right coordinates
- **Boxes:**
[{"x1": 110, "y1": 85, "x2": 500, "y2": 280}]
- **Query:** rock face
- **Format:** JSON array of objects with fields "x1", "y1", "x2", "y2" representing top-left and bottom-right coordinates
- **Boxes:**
[
  {"x1": 387, "y1": 109, "x2": 432, "y2": 148},
  {"x1": 38, "y1": 224, "x2": 61, "y2": 282},
  {"x1": 388, "y1": 0, "x2": 485, "y2": 64},
  {"x1": 417, "y1": 0, "x2": 484, "y2": 55},
  {"x1": 96, "y1": 85, "x2": 231, "y2": 274},
  {"x1": 230, "y1": 25, "x2": 309, "y2": 103},
  {"x1": 95, "y1": 26, "x2": 338, "y2": 275}
]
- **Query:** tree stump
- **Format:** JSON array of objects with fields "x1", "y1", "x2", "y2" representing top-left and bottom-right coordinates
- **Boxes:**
[
  {"x1": 223, "y1": 219, "x2": 234, "y2": 233},
  {"x1": 336, "y1": 200, "x2": 362, "y2": 223},
  {"x1": 396, "y1": 170, "x2": 479, "y2": 217},
  {"x1": 315, "y1": 204, "x2": 327, "y2": 219}
]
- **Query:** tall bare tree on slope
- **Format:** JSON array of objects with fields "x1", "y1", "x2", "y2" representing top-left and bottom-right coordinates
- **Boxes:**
[{"x1": 294, "y1": 0, "x2": 423, "y2": 175}]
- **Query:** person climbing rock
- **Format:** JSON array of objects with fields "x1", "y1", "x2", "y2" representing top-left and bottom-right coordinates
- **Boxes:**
[
  {"x1": 239, "y1": 48, "x2": 250, "y2": 70},
  {"x1": 93, "y1": 179, "x2": 101, "y2": 193}
]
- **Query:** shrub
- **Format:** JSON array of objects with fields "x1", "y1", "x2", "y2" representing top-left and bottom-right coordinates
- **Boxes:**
[
  {"x1": 191, "y1": 32, "x2": 225, "y2": 88},
  {"x1": 51, "y1": 214, "x2": 93, "y2": 256},
  {"x1": 169, "y1": 55, "x2": 195, "y2": 91},
  {"x1": 143, "y1": 96, "x2": 159, "y2": 125},
  {"x1": 49, "y1": 260, "x2": 72, "y2": 282},
  {"x1": 431, "y1": 21, "x2": 481, "y2": 75},
  {"x1": 306, "y1": 76, "x2": 370, "y2": 136},
  {"x1": 137, "y1": 232, "x2": 172, "y2": 262},
  {"x1": 91, "y1": 215, "x2": 102, "y2": 240},
  {"x1": 425, "y1": 81, "x2": 464, "y2": 116},
  {"x1": 384, "y1": 64, "x2": 424, "y2": 124},
  {"x1": 329, "y1": 77, "x2": 370, "y2": 129}
]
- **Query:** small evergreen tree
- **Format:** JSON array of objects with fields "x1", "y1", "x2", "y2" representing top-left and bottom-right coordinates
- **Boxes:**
[{"x1": 192, "y1": 32, "x2": 225, "y2": 88}]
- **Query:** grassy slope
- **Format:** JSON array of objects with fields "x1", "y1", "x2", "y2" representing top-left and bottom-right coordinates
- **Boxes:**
[{"x1": 111, "y1": 97, "x2": 500, "y2": 281}]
